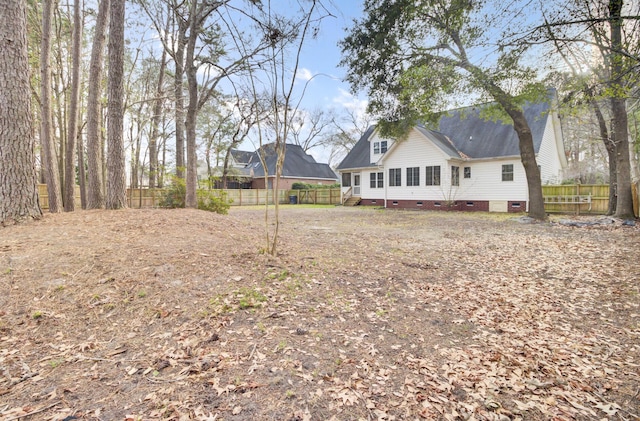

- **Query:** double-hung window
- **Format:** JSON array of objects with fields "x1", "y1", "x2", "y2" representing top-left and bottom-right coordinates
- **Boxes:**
[
  {"x1": 451, "y1": 166, "x2": 460, "y2": 186},
  {"x1": 380, "y1": 141, "x2": 388, "y2": 153},
  {"x1": 425, "y1": 166, "x2": 440, "y2": 186},
  {"x1": 373, "y1": 142, "x2": 380, "y2": 154},
  {"x1": 370, "y1": 172, "x2": 383, "y2": 188},
  {"x1": 407, "y1": 167, "x2": 420, "y2": 186},
  {"x1": 464, "y1": 167, "x2": 471, "y2": 179},
  {"x1": 502, "y1": 164, "x2": 514, "y2": 181},
  {"x1": 389, "y1": 168, "x2": 401, "y2": 187}
]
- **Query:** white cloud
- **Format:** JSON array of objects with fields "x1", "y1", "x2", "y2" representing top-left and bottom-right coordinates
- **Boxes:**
[
  {"x1": 332, "y1": 88, "x2": 368, "y2": 116},
  {"x1": 295, "y1": 67, "x2": 314, "y2": 82}
]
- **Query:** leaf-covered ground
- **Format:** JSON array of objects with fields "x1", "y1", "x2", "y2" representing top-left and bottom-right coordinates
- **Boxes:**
[{"x1": 0, "y1": 207, "x2": 638, "y2": 421}]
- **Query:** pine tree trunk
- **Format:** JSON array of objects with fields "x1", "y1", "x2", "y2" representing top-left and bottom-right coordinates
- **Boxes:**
[
  {"x1": 609, "y1": 0, "x2": 634, "y2": 219},
  {"x1": 86, "y1": 0, "x2": 110, "y2": 209},
  {"x1": 64, "y1": 0, "x2": 83, "y2": 212},
  {"x1": 185, "y1": 0, "x2": 199, "y2": 208},
  {"x1": 40, "y1": 0, "x2": 63, "y2": 213},
  {"x1": 0, "y1": 0, "x2": 43, "y2": 224},
  {"x1": 106, "y1": 0, "x2": 127, "y2": 209}
]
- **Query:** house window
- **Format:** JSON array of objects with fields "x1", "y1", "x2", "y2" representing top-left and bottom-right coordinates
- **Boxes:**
[
  {"x1": 342, "y1": 172, "x2": 351, "y2": 187},
  {"x1": 380, "y1": 141, "x2": 388, "y2": 153},
  {"x1": 370, "y1": 172, "x2": 383, "y2": 188},
  {"x1": 373, "y1": 142, "x2": 380, "y2": 154},
  {"x1": 389, "y1": 168, "x2": 401, "y2": 187},
  {"x1": 451, "y1": 166, "x2": 460, "y2": 186},
  {"x1": 407, "y1": 167, "x2": 420, "y2": 186},
  {"x1": 425, "y1": 166, "x2": 440, "y2": 186},
  {"x1": 464, "y1": 167, "x2": 471, "y2": 179},
  {"x1": 502, "y1": 164, "x2": 514, "y2": 181}
]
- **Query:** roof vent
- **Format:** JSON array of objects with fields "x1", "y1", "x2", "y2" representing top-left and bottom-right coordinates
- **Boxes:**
[{"x1": 469, "y1": 136, "x2": 473, "y2": 141}]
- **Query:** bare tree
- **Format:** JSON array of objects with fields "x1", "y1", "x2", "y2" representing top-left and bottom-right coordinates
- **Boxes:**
[
  {"x1": 105, "y1": 0, "x2": 126, "y2": 209},
  {"x1": 532, "y1": 0, "x2": 639, "y2": 218},
  {"x1": 0, "y1": 0, "x2": 43, "y2": 225},
  {"x1": 238, "y1": 1, "x2": 334, "y2": 255},
  {"x1": 40, "y1": 0, "x2": 63, "y2": 213}
]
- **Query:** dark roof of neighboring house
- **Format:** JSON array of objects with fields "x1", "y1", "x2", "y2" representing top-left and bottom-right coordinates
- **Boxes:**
[
  {"x1": 230, "y1": 149, "x2": 254, "y2": 164},
  {"x1": 335, "y1": 126, "x2": 378, "y2": 170},
  {"x1": 248, "y1": 143, "x2": 338, "y2": 180},
  {"x1": 337, "y1": 98, "x2": 553, "y2": 171}
]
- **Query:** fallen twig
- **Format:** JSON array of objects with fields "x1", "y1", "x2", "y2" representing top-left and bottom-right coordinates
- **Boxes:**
[{"x1": 3, "y1": 401, "x2": 61, "y2": 421}]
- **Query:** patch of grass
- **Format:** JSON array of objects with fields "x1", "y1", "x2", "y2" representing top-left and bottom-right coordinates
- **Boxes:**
[
  {"x1": 49, "y1": 359, "x2": 64, "y2": 368},
  {"x1": 32, "y1": 311, "x2": 43, "y2": 319},
  {"x1": 208, "y1": 294, "x2": 233, "y2": 315},
  {"x1": 285, "y1": 389, "x2": 296, "y2": 398},
  {"x1": 54, "y1": 285, "x2": 65, "y2": 292},
  {"x1": 137, "y1": 290, "x2": 147, "y2": 298},
  {"x1": 236, "y1": 287, "x2": 267, "y2": 310}
]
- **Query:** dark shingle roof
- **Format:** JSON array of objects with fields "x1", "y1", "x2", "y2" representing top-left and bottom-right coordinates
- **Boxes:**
[
  {"x1": 335, "y1": 126, "x2": 378, "y2": 170},
  {"x1": 337, "y1": 98, "x2": 553, "y2": 171},
  {"x1": 436, "y1": 100, "x2": 551, "y2": 158},
  {"x1": 248, "y1": 143, "x2": 338, "y2": 180},
  {"x1": 230, "y1": 149, "x2": 254, "y2": 164}
]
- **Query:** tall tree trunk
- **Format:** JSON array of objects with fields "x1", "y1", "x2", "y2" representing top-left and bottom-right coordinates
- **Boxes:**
[
  {"x1": 78, "y1": 124, "x2": 87, "y2": 209},
  {"x1": 185, "y1": 0, "x2": 199, "y2": 208},
  {"x1": 609, "y1": 0, "x2": 634, "y2": 218},
  {"x1": 173, "y1": 22, "x2": 187, "y2": 179},
  {"x1": 590, "y1": 100, "x2": 617, "y2": 214},
  {"x1": 86, "y1": 0, "x2": 109, "y2": 209},
  {"x1": 148, "y1": 48, "x2": 167, "y2": 188},
  {"x1": 40, "y1": 0, "x2": 63, "y2": 213},
  {"x1": 0, "y1": 0, "x2": 43, "y2": 224},
  {"x1": 64, "y1": 0, "x2": 83, "y2": 211},
  {"x1": 106, "y1": 0, "x2": 126, "y2": 209}
]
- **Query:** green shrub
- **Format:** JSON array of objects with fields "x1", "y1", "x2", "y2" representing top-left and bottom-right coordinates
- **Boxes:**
[
  {"x1": 159, "y1": 176, "x2": 186, "y2": 208},
  {"x1": 160, "y1": 176, "x2": 232, "y2": 214},
  {"x1": 197, "y1": 189, "x2": 232, "y2": 215},
  {"x1": 292, "y1": 182, "x2": 340, "y2": 190}
]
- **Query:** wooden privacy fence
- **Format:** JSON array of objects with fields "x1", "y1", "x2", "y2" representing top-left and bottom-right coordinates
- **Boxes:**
[
  {"x1": 287, "y1": 188, "x2": 341, "y2": 205},
  {"x1": 38, "y1": 184, "x2": 638, "y2": 215},
  {"x1": 126, "y1": 188, "x2": 290, "y2": 208},
  {"x1": 38, "y1": 184, "x2": 81, "y2": 210},
  {"x1": 541, "y1": 184, "x2": 640, "y2": 216}
]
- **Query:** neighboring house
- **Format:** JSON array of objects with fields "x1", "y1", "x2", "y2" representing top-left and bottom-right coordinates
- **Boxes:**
[
  {"x1": 229, "y1": 149, "x2": 254, "y2": 168},
  {"x1": 336, "y1": 97, "x2": 567, "y2": 212},
  {"x1": 247, "y1": 143, "x2": 339, "y2": 189}
]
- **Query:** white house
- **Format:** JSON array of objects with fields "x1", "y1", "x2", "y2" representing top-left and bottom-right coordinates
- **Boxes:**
[{"x1": 336, "y1": 97, "x2": 567, "y2": 212}]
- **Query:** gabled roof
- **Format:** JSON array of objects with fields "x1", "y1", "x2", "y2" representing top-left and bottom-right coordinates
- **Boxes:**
[
  {"x1": 335, "y1": 126, "x2": 378, "y2": 170},
  {"x1": 248, "y1": 143, "x2": 338, "y2": 180},
  {"x1": 436, "y1": 100, "x2": 551, "y2": 159},
  {"x1": 337, "y1": 98, "x2": 554, "y2": 171},
  {"x1": 230, "y1": 149, "x2": 254, "y2": 165}
]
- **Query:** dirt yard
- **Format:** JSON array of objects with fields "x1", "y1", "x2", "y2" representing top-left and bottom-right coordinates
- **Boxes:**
[{"x1": 0, "y1": 206, "x2": 638, "y2": 420}]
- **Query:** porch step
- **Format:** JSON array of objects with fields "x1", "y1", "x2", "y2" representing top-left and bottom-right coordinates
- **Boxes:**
[{"x1": 344, "y1": 197, "x2": 361, "y2": 206}]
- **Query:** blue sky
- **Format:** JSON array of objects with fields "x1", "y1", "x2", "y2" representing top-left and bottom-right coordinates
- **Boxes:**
[{"x1": 295, "y1": 1, "x2": 365, "y2": 113}]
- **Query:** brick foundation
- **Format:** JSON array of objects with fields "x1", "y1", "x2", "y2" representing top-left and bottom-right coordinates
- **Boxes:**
[{"x1": 356, "y1": 199, "x2": 526, "y2": 213}]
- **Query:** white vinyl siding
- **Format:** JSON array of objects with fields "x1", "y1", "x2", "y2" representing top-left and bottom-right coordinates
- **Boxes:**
[
  {"x1": 536, "y1": 114, "x2": 565, "y2": 184},
  {"x1": 382, "y1": 128, "x2": 456, "y2": 201},
  {"x1": 369, "y1": 133, "x2": 394, "y2": 163}
]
